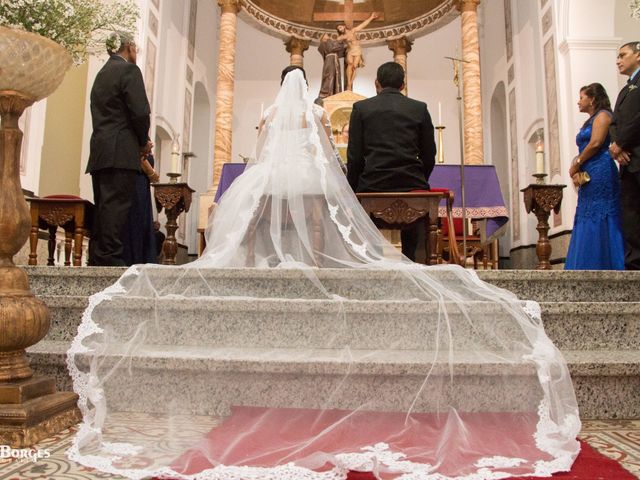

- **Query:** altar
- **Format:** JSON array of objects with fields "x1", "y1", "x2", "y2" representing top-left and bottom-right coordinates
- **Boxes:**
[{"x1": 213, "y1": 162, "x2": 508, "y2": 244}]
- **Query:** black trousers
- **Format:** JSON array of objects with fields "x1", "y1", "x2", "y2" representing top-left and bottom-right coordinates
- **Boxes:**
[
  {"x1": 401, "y1": 225, "x2": 420, "y2": 262},
  {"x1": 620, "y1": 166, "x2": 640, "y2": 270},
  {"x1": 89, "y1": 168, "x2": 137, "y2": 266}
]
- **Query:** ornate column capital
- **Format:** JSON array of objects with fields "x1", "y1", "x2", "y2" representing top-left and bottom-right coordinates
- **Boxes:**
[
  {"x1": 217, "y1": 0, "x2": 240, "y2": 14},
  {"x1": 386, "y1": 36, "x2": 413, "y2": 55},
  {"x1": 285, "y1": 36, "x2": 310, "y2": 55},
  {"x1": 456, "y1": 0, "x2": 481, "y2": 13}
]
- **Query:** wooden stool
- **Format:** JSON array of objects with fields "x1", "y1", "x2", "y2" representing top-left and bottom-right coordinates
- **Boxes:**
[
  {"x1": 27, "y1": 195, "x2": 93, "y2": 266},
  {"x1": 356, "y1": 191, "x2": 460, "y2": 265}
]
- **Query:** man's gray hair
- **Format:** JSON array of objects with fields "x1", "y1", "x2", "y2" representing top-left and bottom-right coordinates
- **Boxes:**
[{"x1": 106, "y1": 32, "x2": 135, "y2": 56}]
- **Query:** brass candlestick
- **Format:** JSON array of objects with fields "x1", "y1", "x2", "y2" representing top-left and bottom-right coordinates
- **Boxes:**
[
  {"x1": 435, "y1": 125, "x2": 446, "y2": 164},
  {"x1": 533, "y1": 173, "x2": 547, "y2": 185},
  {"x1": 167, "y1": 172, "x2": 182, "y2": 184}
]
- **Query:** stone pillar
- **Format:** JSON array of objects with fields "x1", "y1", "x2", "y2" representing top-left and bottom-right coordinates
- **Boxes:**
[
  {"x1": 457, "y1": 0, "x2": 484, "y2": 164},
  {"x1": 285, "y1": 37, "x2": 310, "y2": 68},
  {"x1": 212, "y1": 0, "x2": 240, "y2": 187},
  {"x1": 387, "y1": 36, "x2": 413, "y2": 96}
]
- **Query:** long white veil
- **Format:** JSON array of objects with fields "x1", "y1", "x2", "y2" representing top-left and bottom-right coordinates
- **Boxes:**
[{"x1": 66, "y1": 69, "x2": 580, "y2": 479}]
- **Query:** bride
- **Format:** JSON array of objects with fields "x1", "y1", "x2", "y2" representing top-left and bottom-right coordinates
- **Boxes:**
[{"x1": 66, "y1": 67, "x2": 580, "y2": 479}]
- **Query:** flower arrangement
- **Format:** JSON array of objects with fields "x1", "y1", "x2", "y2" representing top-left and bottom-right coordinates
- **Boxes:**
[
  {"x1": 632, "y1": 0, "x2": 640, "y2": 20},
  {"x1": 0, "y1": 0, "x2": 139, "y2": 64}
]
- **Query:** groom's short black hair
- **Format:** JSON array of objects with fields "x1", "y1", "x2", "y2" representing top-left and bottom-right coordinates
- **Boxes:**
[
  {"x1": 377, "y1": 62, "x2": 405, "y2": 89},
  {"x1": 281, "y1": 65, "x2": 307, "y2": 85}
]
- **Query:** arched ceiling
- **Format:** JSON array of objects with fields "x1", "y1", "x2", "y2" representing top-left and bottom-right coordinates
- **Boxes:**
[{"x1": 241, "y1": 0, "x2": 458, "y2": 46}]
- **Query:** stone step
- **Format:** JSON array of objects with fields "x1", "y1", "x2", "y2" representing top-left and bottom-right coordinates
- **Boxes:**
[
  {"x1": 42, "y1": 295, "x2": 640, "y2": 351},
  {"x1": 23, "y1": 266, "x2": 640, "y2": 303},
  {"x1": 27, "y1": 341, "x2": 640, "y2": 419}
]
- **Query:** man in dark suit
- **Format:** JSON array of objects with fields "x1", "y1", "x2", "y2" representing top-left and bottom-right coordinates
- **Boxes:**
[
  {"x1": 347, "y1": 62, "x2": 436, "y2": 260},
  {"x1": 87, "y1": 33, "x2": 152, "y2": 266},
  {"x1": 610, "y1": 41, "x2": 640, "y2": 270}
]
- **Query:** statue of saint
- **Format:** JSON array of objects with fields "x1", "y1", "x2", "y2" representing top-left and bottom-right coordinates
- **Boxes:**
[
  {"x1": 336, "y1": 12, "x2": 379, "y2": 91},
  {"x1": 317, "y1": 34, "x2": 347, "y2": 101}
]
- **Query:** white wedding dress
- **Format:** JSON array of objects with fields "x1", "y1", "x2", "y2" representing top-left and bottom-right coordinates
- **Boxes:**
[{"x1": 66, "y1": 70, "x2": 580, "y2": 479}]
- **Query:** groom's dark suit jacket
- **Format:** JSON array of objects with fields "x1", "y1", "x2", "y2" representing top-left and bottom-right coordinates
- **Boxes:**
[
  {"x1": 346, "y1": 88, "x2": 436, "y2": 192},
  {"x1": 611, "y1": 71, "x2": 640, "y2": 173},
  {"x1": 86, "y1": 55, "x2": 151, "y2": 174}
]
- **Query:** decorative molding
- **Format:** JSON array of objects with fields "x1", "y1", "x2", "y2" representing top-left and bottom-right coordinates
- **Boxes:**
[
  {"x1": 240, "y1": 0, "x2": 458, "y2": 46},
  {"x1": 508, "y1": 88, "x2": 520, "y2": 241},
  {"x1": 541, "y1": 8, "x2": 552, "y2": 35},
  {"x1": 504, "y1": 0, "x2": 513, "y2": 61},
  {"x1": 543, "y1": 37, "x2": 561, "y2": 177},
  {"x1": 558, "y1": 37, "x2": 623, "y2": 54}
]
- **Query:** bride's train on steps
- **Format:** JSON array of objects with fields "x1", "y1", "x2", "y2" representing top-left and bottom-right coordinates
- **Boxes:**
[{"x1": 66, "y1": 70, "x2": 580, "y2": 479}]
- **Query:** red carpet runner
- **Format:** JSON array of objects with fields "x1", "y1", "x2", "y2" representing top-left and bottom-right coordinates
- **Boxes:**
[{"x1": 165, "y1": 406, "x2": 634, "y2": 479}]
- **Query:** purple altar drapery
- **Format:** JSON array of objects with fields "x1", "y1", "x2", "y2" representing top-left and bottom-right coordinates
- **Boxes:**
[{"x1": 214, "y1": 163, "x2": 509, "y2": 242}]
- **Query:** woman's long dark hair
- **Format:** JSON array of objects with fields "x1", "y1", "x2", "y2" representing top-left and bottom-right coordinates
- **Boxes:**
[{"x1": 581, "y1": 83, "x2": 612, "y2": 127}]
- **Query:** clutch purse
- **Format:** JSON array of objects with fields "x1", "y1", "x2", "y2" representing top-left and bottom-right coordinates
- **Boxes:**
[{"x1": 572, "y1": 171, "x2": 590, "y2": 186}]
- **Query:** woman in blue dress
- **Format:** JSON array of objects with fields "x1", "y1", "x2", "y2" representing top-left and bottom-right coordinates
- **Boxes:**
[{"x1": 565, "y1": 83, "x2": 624, "y2": 269}]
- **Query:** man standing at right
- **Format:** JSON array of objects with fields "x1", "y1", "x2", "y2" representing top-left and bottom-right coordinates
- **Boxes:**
[
  {"x1": 347, "y1": 62, "x2": 436, "y2": 261},
  {"x1": 87, "y1": 33, "x2": 152, "y2": 266},
  {"x1": 610, "y1": 41, "x2": 640, "y2": 270}
]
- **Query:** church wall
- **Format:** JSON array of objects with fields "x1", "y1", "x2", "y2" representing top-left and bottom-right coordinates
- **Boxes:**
[
  {"x1": 478, "y1": 0, "x2": 549, "y2": 264},
  {"x1": 38, "y1": 63, "x2": 89, "y2": 197},
  {"x1": 19, "y1": 101, "x2": 47, "y2": 195}
]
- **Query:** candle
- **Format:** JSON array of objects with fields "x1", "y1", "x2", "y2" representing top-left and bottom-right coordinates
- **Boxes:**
[
  {"x1": 170, "y1": 152, "x2": 180, "y2": 174},
  {"x1": 259, "y1": 102, "x2": 264, "y2": 121},
  {"x1": 438, "y1": 102, "x2": 442, "y2": 126},
  {"x1": 535, "y1": 142, "x2": 544, "y2": 175},
  {"x1": 171, "y1": 138, "x2": 181, "y2": 174}
]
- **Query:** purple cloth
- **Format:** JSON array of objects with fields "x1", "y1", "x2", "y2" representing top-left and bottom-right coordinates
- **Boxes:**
[
  {"x1": 429, "y1": 165, "x2": 508, "y2": 241},
  {"x1": 214, "y1": 163, "x2": 248, "y2": 203},
  {"x1": 214, "y1": 163, "x2": 509, "y2": 241}
]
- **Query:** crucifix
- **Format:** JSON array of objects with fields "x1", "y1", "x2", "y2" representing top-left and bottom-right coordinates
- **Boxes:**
[{"x1": 313, "y1": 0, "x2": 382, "y2": 28}]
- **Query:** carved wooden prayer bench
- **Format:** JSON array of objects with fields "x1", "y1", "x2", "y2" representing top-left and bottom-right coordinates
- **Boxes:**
[
  {"x1": 27, "y1": 195, "x2": 94, "y2": 266},
  {"x1": 356, "y1": 191, "x2": 460, "y2": 266}
]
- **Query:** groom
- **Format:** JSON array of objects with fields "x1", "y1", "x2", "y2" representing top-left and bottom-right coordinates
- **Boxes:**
[{"x1": 347, "y1": 62, "x2": 436, "y2": 260}]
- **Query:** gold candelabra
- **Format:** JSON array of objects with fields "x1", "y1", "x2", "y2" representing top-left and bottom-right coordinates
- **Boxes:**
[{"x1": 435, "y1": 125, "x2": 446, "y2": 163}]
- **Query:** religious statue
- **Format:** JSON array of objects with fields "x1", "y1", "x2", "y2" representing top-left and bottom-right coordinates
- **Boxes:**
[
  {"x1": 336, "y1": 12, "x2": 379, "y2": 91},
  {"x1": 317, "y1": 34, "x2": 347, "y2": 101}
]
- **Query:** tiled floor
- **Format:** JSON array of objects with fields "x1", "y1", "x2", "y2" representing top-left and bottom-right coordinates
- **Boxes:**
[{"x1": 1, "y1": 419, "x2": 639, "y2": 479}]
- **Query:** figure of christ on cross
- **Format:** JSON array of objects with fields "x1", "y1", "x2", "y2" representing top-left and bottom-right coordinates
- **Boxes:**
[{"x1": 313, "y1": 1, "x2": 380, "y2": 91}]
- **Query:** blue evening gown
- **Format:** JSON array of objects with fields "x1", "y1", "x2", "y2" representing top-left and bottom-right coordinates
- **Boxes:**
[{"x1": 565, "y1": 111, "x2": 624, "y2": 270}]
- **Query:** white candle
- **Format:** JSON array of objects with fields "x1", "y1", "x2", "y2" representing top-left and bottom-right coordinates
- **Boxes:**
[
  {"x1": 438, "y1": 102, "x2": 442, "y2": 126},
  {"x1": 171, "y1": 138, "x2": 181, "y2": 174},
  {"x1": 259, "y1": 102, "x2": 264, "y2": 121},
  {"x1": 535, "y1": 143, "x2": 545, "y2": 175},
  {"x1": 170, "y1": 151, "x2": 180, "y2": 174}
]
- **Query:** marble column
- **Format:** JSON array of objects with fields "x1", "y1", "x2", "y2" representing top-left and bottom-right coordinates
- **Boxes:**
[
  {"x1": 212, "y1": 0, "x2": 240, "y2": 187},
  {"x1": 285, "y1": 37, "x2": 310, "y2": 68},
  {"x1": 387, "y1": 36, "x2": 413, "y2": 96},
  {"x1": 457, "y1": 0, "x2": 484, "y2": 165}
]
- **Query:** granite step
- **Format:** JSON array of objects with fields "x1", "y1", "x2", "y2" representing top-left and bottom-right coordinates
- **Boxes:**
[
  {"x1": 27, "y1": 341, "x2": 640, "y2": 419},
  {"x1": 42, "y1": 295, "x2": 640, "y2": 351},
  {"x1": 23, "y1": 266, "x2": 640, "y2": 303}
]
